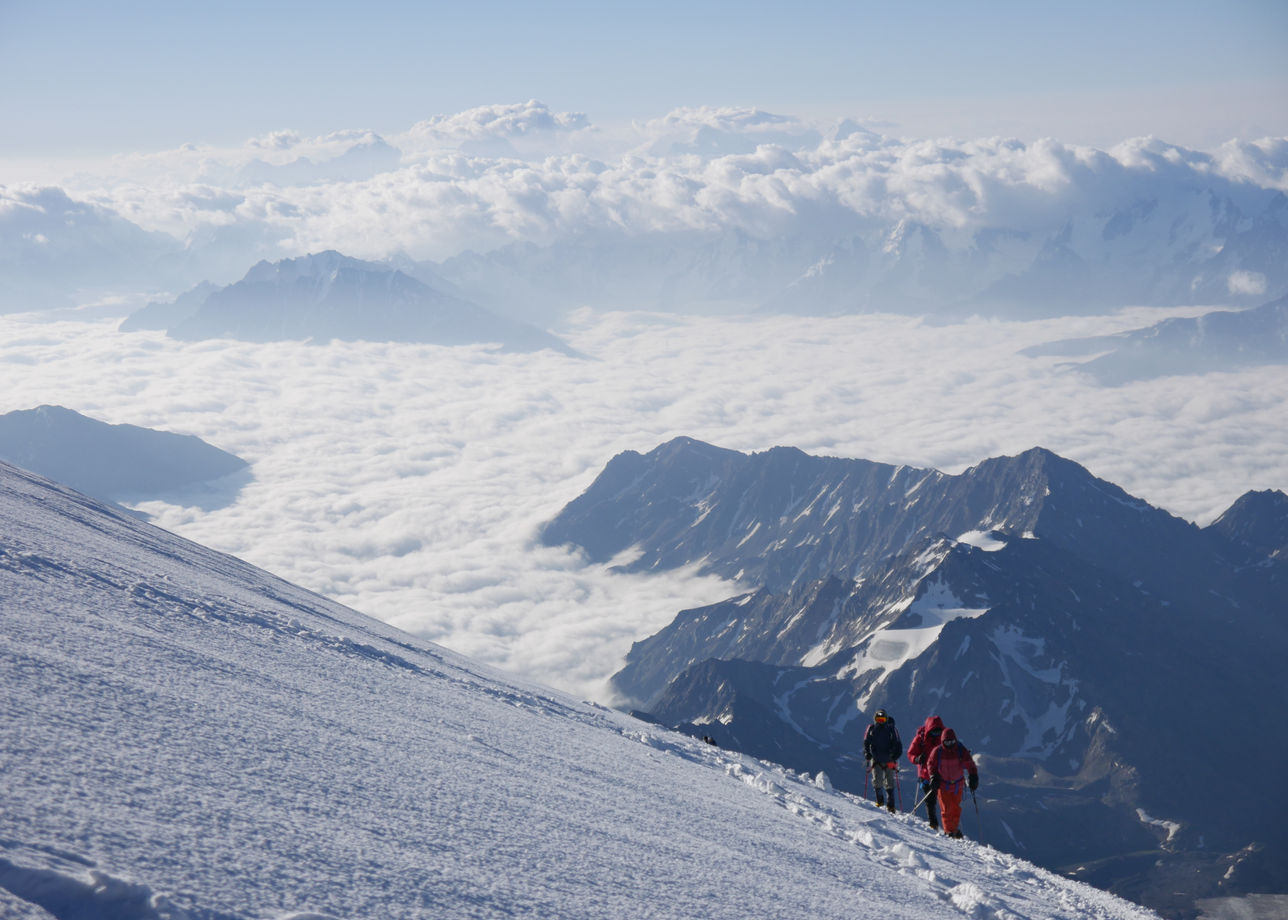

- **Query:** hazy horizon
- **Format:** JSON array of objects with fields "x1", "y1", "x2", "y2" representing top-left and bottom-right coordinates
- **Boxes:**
[{"x1": 4, "y1": 1, "x2": 1285, "y2": 160}]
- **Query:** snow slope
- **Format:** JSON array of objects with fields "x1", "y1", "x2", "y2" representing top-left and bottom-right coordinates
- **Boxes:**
[{"x1": 0, "y1": 460, "x2": 1158, "y2": 920}]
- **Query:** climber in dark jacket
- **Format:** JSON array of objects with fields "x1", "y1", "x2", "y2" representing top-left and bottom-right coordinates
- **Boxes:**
[{"x1": 862, "y1": 708, "x2": 903, "y2": 813}]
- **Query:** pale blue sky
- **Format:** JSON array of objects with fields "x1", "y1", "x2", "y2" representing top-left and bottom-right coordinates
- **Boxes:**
[{"x1": 2, "y1": 0, "x2": 1286, "y2": 157}]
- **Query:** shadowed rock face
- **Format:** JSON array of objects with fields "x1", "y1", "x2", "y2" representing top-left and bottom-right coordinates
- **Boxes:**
[
  {"x1": 0, "y1": 405, "x2": 249, "y2": 508},
  {"x1": 544, "y1": 437, "x2": 1288, "y2": 916},
  {"x1": 1205, "y1": 488, "x2": 1288, "y2": 562},
  {"x1": 541, "y1": 438, "x2": 1212, "y2": 595}
]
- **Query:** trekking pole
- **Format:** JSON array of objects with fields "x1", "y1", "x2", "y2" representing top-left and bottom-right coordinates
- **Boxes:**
[
  {"x1": 894, "y1": 766, "x2": 903, "y2": 812},
  {"x1": 912, "y1": 785, "x2": 935, "y2": 814},
  {"x1": 970, "y1": 788, "x2": 980, "y2": 842},
  {"x1": 863, "y1": 765, "x2": 870, "y2": 801}
]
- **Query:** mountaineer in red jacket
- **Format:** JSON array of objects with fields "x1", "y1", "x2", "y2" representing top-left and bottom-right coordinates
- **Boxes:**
[
  {"x1": 926, "y1": 727, "x2": 979, "y2": 838},
  {"x1": 906, "y1": 714, "x2": 945, "y2": 829}
]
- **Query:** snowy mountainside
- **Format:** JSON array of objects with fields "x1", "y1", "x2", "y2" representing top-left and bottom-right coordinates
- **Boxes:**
[
  {"x1": 120, "y1": 250, "x2": 575, "y2": 354},
  {"x1": 542, "y1": 439, "x2": 1288, "y2": 917},
  {"x1": 0, "y1": 460, "x2": 1158, "y2": 920}
]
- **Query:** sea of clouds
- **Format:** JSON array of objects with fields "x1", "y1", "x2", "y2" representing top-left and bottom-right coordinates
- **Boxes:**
[
  {"x1": 4, "y1": 101, "x2": 1286, "y2": 698},
  {"x1": 3, "y1": 304, "x2": 1284, "y2": 701}
]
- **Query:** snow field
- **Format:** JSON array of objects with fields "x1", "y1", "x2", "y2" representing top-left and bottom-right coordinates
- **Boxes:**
[{"x1": 1, "y1": 463, "x2": 1159, "y2": 919}]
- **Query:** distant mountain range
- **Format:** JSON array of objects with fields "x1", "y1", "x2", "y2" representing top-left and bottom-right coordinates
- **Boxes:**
[
  {"x1": 0, "y1": 187, "x2": 183, "y2": 313},
  {"x1": 234, "y1": 135, "x2": 402, "y2": 187},
  {"x1": 121, "y1": 250, "x2": 577, "y2": 354},
  {"x1": 0, "y1": 405, "x2": 247, "y2": 509},
  {"x1": 542, "y1": 437, "x2": 1288, "y2": 916},
  {"x1": 7, "y1": 136, "x2": 1286, "y2": 324},
  {"x1": 1022, "y1": 295, "x2": 1288, "y2": 384},
  {"x1": 435, "y1": 183, "x2": 1288, "y2": 322}
]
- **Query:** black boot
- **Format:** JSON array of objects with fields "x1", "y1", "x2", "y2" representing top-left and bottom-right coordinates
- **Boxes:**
[
  {"x1": 874, "y1": 791, "x2": 884, "y2": 807},
  {"x1": 887, "y1": 797, "x2": 897, "y2": 814}
]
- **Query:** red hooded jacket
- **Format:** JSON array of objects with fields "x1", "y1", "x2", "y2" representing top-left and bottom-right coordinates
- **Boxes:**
[
  {"x1": 906, "y1": 715, "x2": 945, "y2": 781},
  {"x1": 927, "y1": 727, "x2": 978, "y2": 793}
]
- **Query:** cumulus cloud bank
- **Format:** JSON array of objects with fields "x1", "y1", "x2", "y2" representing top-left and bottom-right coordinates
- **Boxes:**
[
  {"x1": 107, "y1": 128, "x2": 1288, "y2": 261},
  {"x1": 4, "y1": 103, "x2": 1284, "y2": 314},
  {"x1": 2, "y1": 307, "x2": 1283, "y2": 700},
  {"x1": 400, "y1": 100, "x2": 594, "y2": 159}
]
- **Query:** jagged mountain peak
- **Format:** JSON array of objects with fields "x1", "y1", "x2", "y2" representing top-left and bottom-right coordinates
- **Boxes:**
[
  {"x1": 965, "y1": 445, "x2": 1099, "y2": 497},
  {"x1": 971, "y1": 443, "x2": 1068, "y2": 470},
  {"x1": 959, "y1": 447, "x2": 1197, "y2": 569},
  {"x1": 1206, "y1": 488, "x2": 1288, "y2": 561},
  {"x1": 543, "y1": 439, "x2": 1193, "y2": 592},
  {"x1": 238, "y1": 250, "x2": 428, "y2": 302},
  {"x1": 241, "y1": 248, "x2": 385, "y2": 282},
  {"x1": 645, "y1": 434, "x2": 747, "y2": 465},
  {"x1": 1214, "y1": 487, "x2": 1288, "y2": 519}
]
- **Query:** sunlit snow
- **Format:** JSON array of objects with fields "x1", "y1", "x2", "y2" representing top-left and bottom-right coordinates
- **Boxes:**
[
  {"x1": 990, "y1": 626, "x2": 1081, "y2": 758},
  {"x1": 0, "y1": 461, "x2": 1159, "y2": 920},
  {"x1": 956, "y1": 530, "x2": 1008, "y2": 552},
  {"x1": 843, "y1": 577, "x2": 989, "y2": 706}
]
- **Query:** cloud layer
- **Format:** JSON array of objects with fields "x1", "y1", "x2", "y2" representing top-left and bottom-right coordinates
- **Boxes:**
[
  {"x1": 5, "y1": 103, "x2": 1285, "y2": 312},
  {"x1": 4, "y1": 104, "x2": 1285, "y2": 698},
  {"x1": 3, "y1": 306, "x2": 1283, "y2": 700}
]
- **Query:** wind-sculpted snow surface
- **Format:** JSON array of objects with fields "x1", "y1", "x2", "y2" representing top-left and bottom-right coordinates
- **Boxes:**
[{"x1": 0, "y1": 460, "x2": 1159, "y2": 920}]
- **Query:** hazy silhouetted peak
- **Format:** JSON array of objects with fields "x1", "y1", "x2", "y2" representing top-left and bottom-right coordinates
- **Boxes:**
[
  {"x1": 241, "y1": 250, "x2": 389, "y2": 284},
  {"x1": 122, "y1": 250, "x2": 576, "y2": 353},
  {"x1": 0, "y1": 405, "x2": 247, "y2": 506}
]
